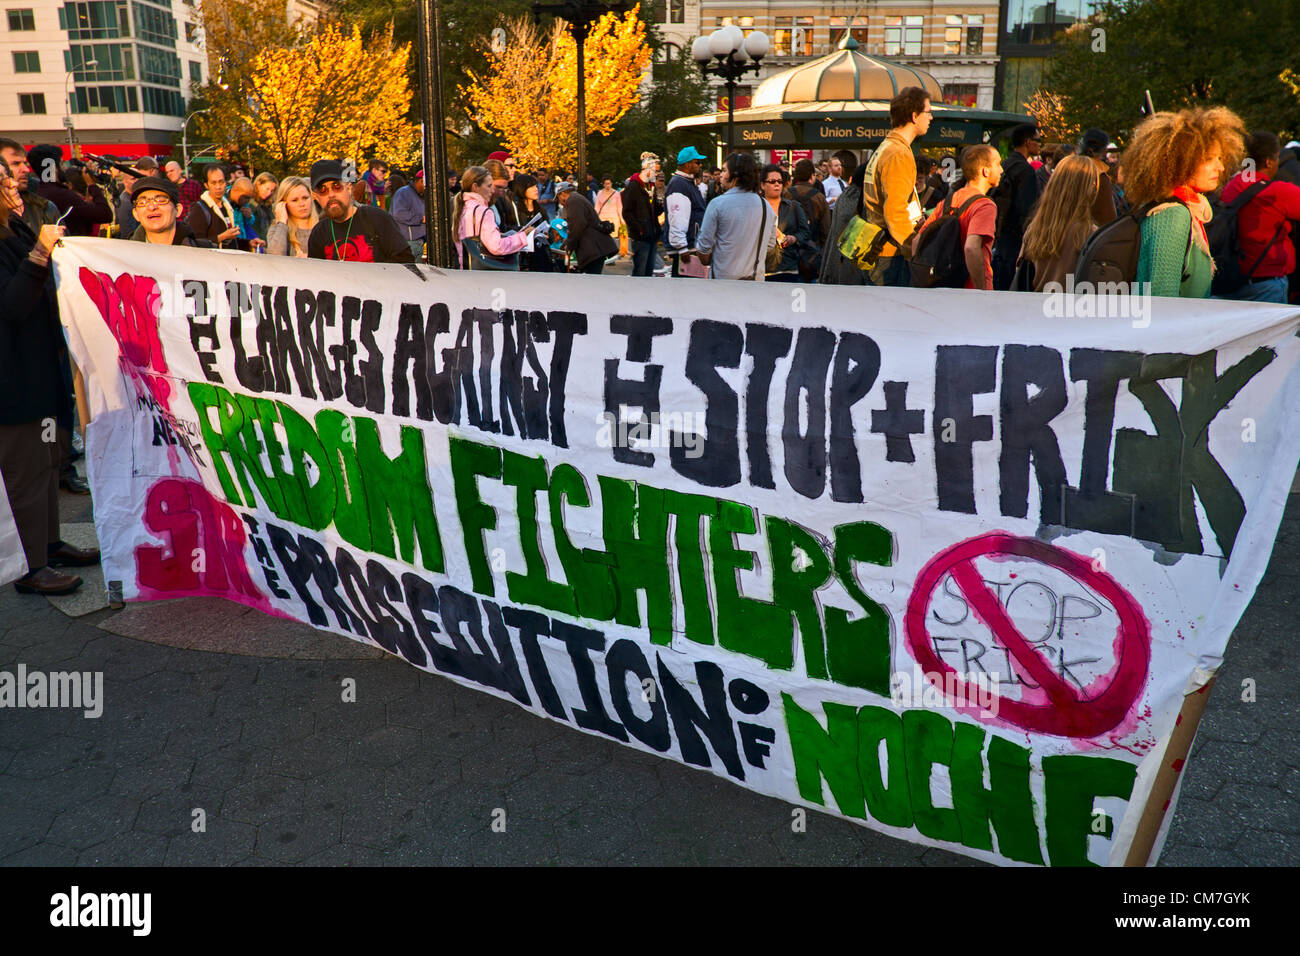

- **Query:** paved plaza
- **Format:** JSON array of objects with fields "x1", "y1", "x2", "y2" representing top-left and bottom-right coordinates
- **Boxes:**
[{"x1": 0, "y1": 473, "x2": 1296, "y2": 866}]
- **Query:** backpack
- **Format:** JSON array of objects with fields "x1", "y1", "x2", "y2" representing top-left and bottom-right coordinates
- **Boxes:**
[
  {"x1": 789, "y1": 182, "x2": 824, "y2": 244},
  {"x1": 910, "y1": 193, "x2": 990, "y2": 288},
  {"x1": 1207, "y1": 180, "x2": 1284, "y2": 295},
  {"x1": 1074, "y1": 197, "x2": 1188, "y2": 287}
]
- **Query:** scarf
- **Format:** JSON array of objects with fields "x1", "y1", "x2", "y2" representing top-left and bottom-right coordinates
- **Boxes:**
[
  {"x1": 200, "y1": 191, "x2": 237, "y2": 244},
  {"x1": 1169, "y1": 185, "x2": 1212, "y2": 260}
]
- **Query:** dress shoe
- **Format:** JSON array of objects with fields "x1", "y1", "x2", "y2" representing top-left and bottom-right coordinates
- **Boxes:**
[
  {"x1": 60, "y1": 471, "x2": 90, "y2": 494},
  {"x1": 14, "y1": 566, "x2": 83, "y2": 595},
  {"x1": 48, "y1": 540, "x2": 101, "y2": 568}
]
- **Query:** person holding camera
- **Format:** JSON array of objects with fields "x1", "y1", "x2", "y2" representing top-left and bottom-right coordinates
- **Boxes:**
[
  {"x1": 26, "y1": 145, "x2": 112, "y2": 238},
  {"x1": 555, "y1": 180, "x2": 618, "y2": 274}
]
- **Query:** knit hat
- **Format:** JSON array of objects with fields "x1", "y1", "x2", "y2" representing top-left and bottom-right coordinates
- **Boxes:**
[{"x1": 487, "y1": 150, "x2": 511, "y2": 162}]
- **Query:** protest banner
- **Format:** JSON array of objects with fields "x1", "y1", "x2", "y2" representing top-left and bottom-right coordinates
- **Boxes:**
[
  {"x1": 0, "y1": 470, "x2": 28, "y2": 586},
  {"x1": 51, "y1": 238, "x2": 1300, "y2": 865}
]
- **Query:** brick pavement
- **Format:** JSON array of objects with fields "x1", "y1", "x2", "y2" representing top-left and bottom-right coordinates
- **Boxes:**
[{"x1": 0, "y1": 485, "x2": 1295, "y2": 866}]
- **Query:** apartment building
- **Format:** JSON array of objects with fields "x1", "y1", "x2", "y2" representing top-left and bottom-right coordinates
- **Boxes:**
[
  {"x1": 669, "y1": 2, "x2": 998, "y2": 110},
  {"x1": 1, "y1": 0, "x2": 207, "y2": 157}
]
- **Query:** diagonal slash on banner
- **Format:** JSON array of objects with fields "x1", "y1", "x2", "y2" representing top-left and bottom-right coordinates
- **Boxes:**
[{"x1": 947, "y1": 559, "x2": 1082, "y2": 709}]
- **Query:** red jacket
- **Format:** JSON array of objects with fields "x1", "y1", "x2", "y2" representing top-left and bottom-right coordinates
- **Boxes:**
[{"x1": 1220, "y1": 172, "x2": 1300, "y2": 279}]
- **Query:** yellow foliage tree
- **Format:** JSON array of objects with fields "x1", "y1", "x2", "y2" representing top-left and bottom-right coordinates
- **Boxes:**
[
  {"x1": 199, "y1": 12, "x2": 418, "y2": 176},
  {"x1": 1023, "y1": 89, "x2": 1082, "y2": 145},
  {"x1": 465, "y1": 10, "x2": 650, "y2": 169}
]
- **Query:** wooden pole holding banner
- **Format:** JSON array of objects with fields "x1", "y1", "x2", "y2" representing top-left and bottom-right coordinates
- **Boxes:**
[
  {"x1": 72, "y1": 364, "x2": 89, "y2": 430},
  {"x1": 1123, "y1": 676, "x2": 1217, "y2": 866}
]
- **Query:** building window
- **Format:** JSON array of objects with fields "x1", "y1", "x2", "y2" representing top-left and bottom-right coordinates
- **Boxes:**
[
  {"x1": 18, "y1": 92, "x2": 46, "y2": 114},
  {"x1": 943, "y1": 83, "x2": 979, "y2": 107},
  {"x1": 12, "y1": 50, "x2": 39, "y2": 71},
  {"x1": 944, "y1": 15, "x2": 962, "y2": 55},
  {"x1": 189, "y1": 59, "x2": 201, "y2": 85},
  {"x1": 774, "y1": 17, "x2": 813, "y2": 57},
  {"x1": 715, "y1": 16, "x2": 753, "y2": 29},
  {"x1": 71, "y1": 83, "x2": 139, "y2": 113},
  {"x1": 141, "y1": 85, "x2": 184, "y2": 116},
  {"x1": 138, "y1": 44, "x2": 180, "y2": 85},
  {"x1": 649, "y1": 0, "x2": 683, "y2": 24},
  {"x1": 132, "y1": 1, "x2": 176, "y2": 45},
  {"x1": 184, "y1": 19, "x2": 197, "y2": 42},
  {"x1": 773, "y1": 17, "x2": 791, "y2": 56},
  {"x1": 60, "y1": 1, "x2": 130, "y2": 40},
  {"x1": 884, "y1": 16, "x2": 923, "y2": 57},
  {"x1": 829, "y1": 16, "x2": 868, "y2": 50},
  {"x1": 966, "y1": 15, "x2": 984, "y2": 55},
  {"x1": 652, "y1": 41, "x2": 680, "y2": 81},
  {"x1": 7, "y1": 8, "x2": 35, "y2": 30},
  {"x1": 67, "y1": 43, "x2": 135, "y2": 81}
]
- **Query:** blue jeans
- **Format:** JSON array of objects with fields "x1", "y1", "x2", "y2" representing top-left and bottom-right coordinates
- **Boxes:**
[
  {"x1": 631, "y1": 239, "x2": 656, "y2": 277},
  {"x1": 1222, "y1": 276, "x2": 1289, "y2": 303}
]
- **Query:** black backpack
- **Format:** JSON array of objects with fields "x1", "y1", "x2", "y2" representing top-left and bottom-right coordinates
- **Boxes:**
[
  {"x1": 1074, "y1": 197, "x2": 1188, "y2": 287},
  {"x1": 910, "y1": 193, "x2": 989, "y2": 288},
  {"x1": 1207, "y1": 180, "x2": 1284, "y2": 295},
  {"x1": 789, "y1": 182, "x2": 825, "y2": 244}
]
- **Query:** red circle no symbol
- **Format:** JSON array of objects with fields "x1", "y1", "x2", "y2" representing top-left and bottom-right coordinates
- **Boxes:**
[{"x1": 904, "y1": 532, "x2": 1150, "y2": 739}]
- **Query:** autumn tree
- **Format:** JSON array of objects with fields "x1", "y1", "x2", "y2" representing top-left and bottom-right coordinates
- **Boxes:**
[
  {"x1": 200, "y1": 20, "x2": 419, "y2": 176},
  {"x1": 464, "y1": 10, "x2": 651, "y2": 169},
  {"x1": 1023, "y1": 90, "x2": 1081, "y2": 145},
  {"x1": 1045, "y1": 0, "x2": 1300, "y2": 141}
]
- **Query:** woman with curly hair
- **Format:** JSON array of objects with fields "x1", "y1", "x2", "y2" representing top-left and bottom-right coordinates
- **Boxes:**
[{"x1": 1123, "y1": 106, "x2": 1246, "y2": 297}]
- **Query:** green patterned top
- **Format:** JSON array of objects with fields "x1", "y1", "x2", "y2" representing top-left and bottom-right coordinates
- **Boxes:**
[{"x1": 1136, "y1": 202, "x2": 1213, "y2": 298}]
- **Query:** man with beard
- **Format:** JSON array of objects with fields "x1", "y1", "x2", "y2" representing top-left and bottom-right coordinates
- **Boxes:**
[{"x1": 307, "y1": 159, "x2": 414, "y2": 263}]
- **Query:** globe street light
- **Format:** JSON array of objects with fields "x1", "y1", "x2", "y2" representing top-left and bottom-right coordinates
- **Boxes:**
[{"x1": 692, "y1": 28, "x2": 767, "y2": 156}]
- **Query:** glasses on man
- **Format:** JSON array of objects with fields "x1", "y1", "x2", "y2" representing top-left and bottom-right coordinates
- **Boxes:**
[
  {"x1": 314, "y1": 181, "x2": 350, "y2": 195},
  {"x1": 133, "y1": 195, "x2": 173, "y2": 210},
  {"x1": 764, "y1": 178, "x2": 784, "y2": 185}
]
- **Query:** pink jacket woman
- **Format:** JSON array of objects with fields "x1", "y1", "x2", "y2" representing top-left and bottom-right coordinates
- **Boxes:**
[{"x1": 454, "y1": 166, "x2": 532, "y2": 267}]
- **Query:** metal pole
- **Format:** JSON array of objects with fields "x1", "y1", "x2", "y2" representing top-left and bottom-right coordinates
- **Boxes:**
[
  {"x1": 575, "y1": 22, "x2": 588, "y2": 187},
  {"x1": 415, "y1": 0, "x2": 453, "y2": 267},
  {"x1": 726, "y1": 75, "x2": 736, "y2": 156}
]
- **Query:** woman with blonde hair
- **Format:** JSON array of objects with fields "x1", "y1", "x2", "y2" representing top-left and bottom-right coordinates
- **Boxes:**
[
  {"x1": 1125, "y1": 107, "x2": 1246, "y2": 297},
  {"x1": 1020, "y1": 153, "x2": 1099, "y2": 291},
  {"x1": 266, "y1": 176, "x2": 318, "y2": 257}
]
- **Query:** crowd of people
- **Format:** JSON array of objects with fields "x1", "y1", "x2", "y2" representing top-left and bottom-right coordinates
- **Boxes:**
[{"x1": 3, "y1": 93, "x2": 1300, "y2": 594}]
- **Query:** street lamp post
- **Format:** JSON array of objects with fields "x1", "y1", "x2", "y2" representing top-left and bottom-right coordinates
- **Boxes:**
[
  {"x1": 182, "y1": 108, "x2": 211, "y2": 172},
  {"x1": 691, "y1": 28, "x2": 768, "y2": 156},
  {"x1": 64, "y1": 59, "x2": 97, "y2": 158},
  {"x1": 531, "y1": 1, "x2": 632, "y2": 188},
  {"x1": 415, "y1": 0, "x2": 453, "y2": 268}
]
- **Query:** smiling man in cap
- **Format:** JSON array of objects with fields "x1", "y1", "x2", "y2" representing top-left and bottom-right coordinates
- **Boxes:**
[
  {"x1": 306, "y1": 158, "x2": 414, "y2": 263},
  {"x1": 127, "y1": 176, "x2": 213, "y2": 247},
  {"x1": 665, "y1": 146, "x2": 708, "y2": 276}
]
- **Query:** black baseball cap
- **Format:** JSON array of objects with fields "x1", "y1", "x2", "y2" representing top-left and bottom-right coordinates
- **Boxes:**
[
  {"x1": 310, "y1": 159, "x2": 345, "y2": 190},
  {"x1": 129, "y1": 176, "x2": 179, "y2": 203}
]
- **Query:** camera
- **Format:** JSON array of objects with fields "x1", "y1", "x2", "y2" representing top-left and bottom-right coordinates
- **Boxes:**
[{"x1": 65, "y1": 157, "x2": 113, "y2": 187}]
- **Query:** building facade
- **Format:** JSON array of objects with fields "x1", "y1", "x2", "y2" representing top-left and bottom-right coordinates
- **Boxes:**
[
  {"x1": 2, "y1": 0, "x2": 207, "y2": 157},
  {"x1": 995, "y1": 0, "x2": 1100, "y2": 112},
  {"x1": 656, "y1": 2, "x2": 999, "y2": 112}
]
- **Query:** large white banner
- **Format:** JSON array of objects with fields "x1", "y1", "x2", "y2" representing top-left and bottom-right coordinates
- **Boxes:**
[{"x1": 52, "y1": 238, "x2": 1300, "y2": 865}]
